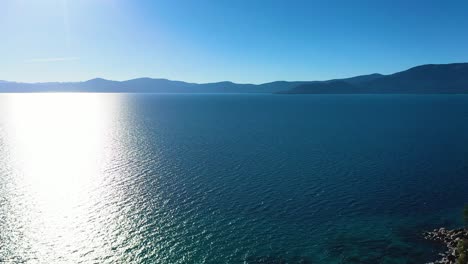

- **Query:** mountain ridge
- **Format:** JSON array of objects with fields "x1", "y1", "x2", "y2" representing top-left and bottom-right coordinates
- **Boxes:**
[
  {"x1": 282, "y1": 63, "x2": 468, "y2": 94},
  {"x1": 1, "y1": 63, "x2": 467, "y2": 94}
]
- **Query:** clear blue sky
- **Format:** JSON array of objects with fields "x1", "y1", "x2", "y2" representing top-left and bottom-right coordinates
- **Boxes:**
[{"x1": 1, "y1": 0, "x2": 467, "y2": 84}]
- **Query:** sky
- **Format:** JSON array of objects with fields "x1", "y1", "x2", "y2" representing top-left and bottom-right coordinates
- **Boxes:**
[{"x1": 1, "y1": 0, "x2": 468, "y2": 84}]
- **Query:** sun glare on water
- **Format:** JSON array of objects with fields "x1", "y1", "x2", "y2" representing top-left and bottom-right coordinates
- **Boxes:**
[
  {"x1": 0, "y1": 93, "x2": 132, "y2": 262},
  {"x1": 5, "y1": 94, "x2": 107, "y2": 206}
]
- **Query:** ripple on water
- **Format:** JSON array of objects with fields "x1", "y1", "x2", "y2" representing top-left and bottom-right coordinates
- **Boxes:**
[{"x1": 1, "y1": 94, "x2": 468, "y2": 263}]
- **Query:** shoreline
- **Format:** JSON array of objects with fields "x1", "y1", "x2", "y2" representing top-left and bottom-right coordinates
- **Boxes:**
[{"x1": 423, "y1": 228, "x2": 468, "y2": 264}]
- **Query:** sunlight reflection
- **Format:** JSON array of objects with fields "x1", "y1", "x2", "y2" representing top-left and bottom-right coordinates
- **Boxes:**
[
  {"x1": 2, "y1": 93, "x2": 121, "y2": 262},
  {"x1": 6, "y1": 94, "x2": 107, "y2": 207}
]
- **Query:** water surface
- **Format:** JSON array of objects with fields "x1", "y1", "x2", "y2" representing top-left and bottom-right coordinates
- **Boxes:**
[{"x1": 1, "y1": 94, "x2": 468, "y2": 263}]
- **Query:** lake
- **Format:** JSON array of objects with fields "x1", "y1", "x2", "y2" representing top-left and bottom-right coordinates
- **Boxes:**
[{"x1": 1, "y1": 94, "x2": 468, "y2": 263}]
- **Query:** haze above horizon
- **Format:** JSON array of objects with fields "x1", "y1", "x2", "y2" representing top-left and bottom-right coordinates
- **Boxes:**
[{"x1": 1, "y1": 0, "x2": 468, "y2": 84}]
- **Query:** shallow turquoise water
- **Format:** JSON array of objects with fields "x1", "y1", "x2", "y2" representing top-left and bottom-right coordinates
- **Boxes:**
[{"x1": 1, "y1": 94, "x2": 468, "y2": 263}]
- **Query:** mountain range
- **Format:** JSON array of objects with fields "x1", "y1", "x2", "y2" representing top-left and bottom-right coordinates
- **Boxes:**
[{"x1": 1, "y1": 63, "x2": 467, "y2": 94}]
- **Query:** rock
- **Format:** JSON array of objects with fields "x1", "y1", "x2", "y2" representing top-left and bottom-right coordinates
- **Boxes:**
[
  {"x1": 447, "y1": 254, "x2": 456, "y2": 262},
  {"x1": 423, "y1": 227, "x2": 468, "y2": 264}
]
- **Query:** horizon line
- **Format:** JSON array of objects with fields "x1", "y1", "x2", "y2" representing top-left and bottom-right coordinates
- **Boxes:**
[{"x1": 2, "y1": 62, "x2": 467, "y2": 85}]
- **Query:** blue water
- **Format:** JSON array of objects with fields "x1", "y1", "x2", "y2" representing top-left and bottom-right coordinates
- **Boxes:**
[{"x1": 1, "y1": 94, "x2": 468, "y2": 263}]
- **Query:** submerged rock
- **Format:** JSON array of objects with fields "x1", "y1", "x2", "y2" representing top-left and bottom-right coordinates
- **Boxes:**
[{"x1": 423, "y1": 228, "x2": 468, "y2": 264}]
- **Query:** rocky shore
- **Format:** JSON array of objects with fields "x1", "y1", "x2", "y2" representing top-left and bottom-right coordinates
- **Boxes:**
[{"x1": 423, "y1": 227, "x2": 468, "y2": 264}]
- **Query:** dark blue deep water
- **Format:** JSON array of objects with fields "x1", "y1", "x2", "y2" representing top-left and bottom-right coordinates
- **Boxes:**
[{"x1": 1, "y1": 94, "x2": 468, "y2": 263}]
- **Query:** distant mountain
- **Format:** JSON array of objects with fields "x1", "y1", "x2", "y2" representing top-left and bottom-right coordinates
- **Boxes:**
[
  {"x1": 330, "y1": 73, "x2": 384, "y2": 85},
  {"x1": 1, "y1": 63, "x2": 467, "y2": 93},
  {"x1": 0, "y1": 77, "x2": 306, "y2": 93},
  {"x1": 281, "y1": 63, "x2": 468, "y2": 94},
  {"x1": 362, "y1": 63, "x2": 468, "y2": 93}
]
